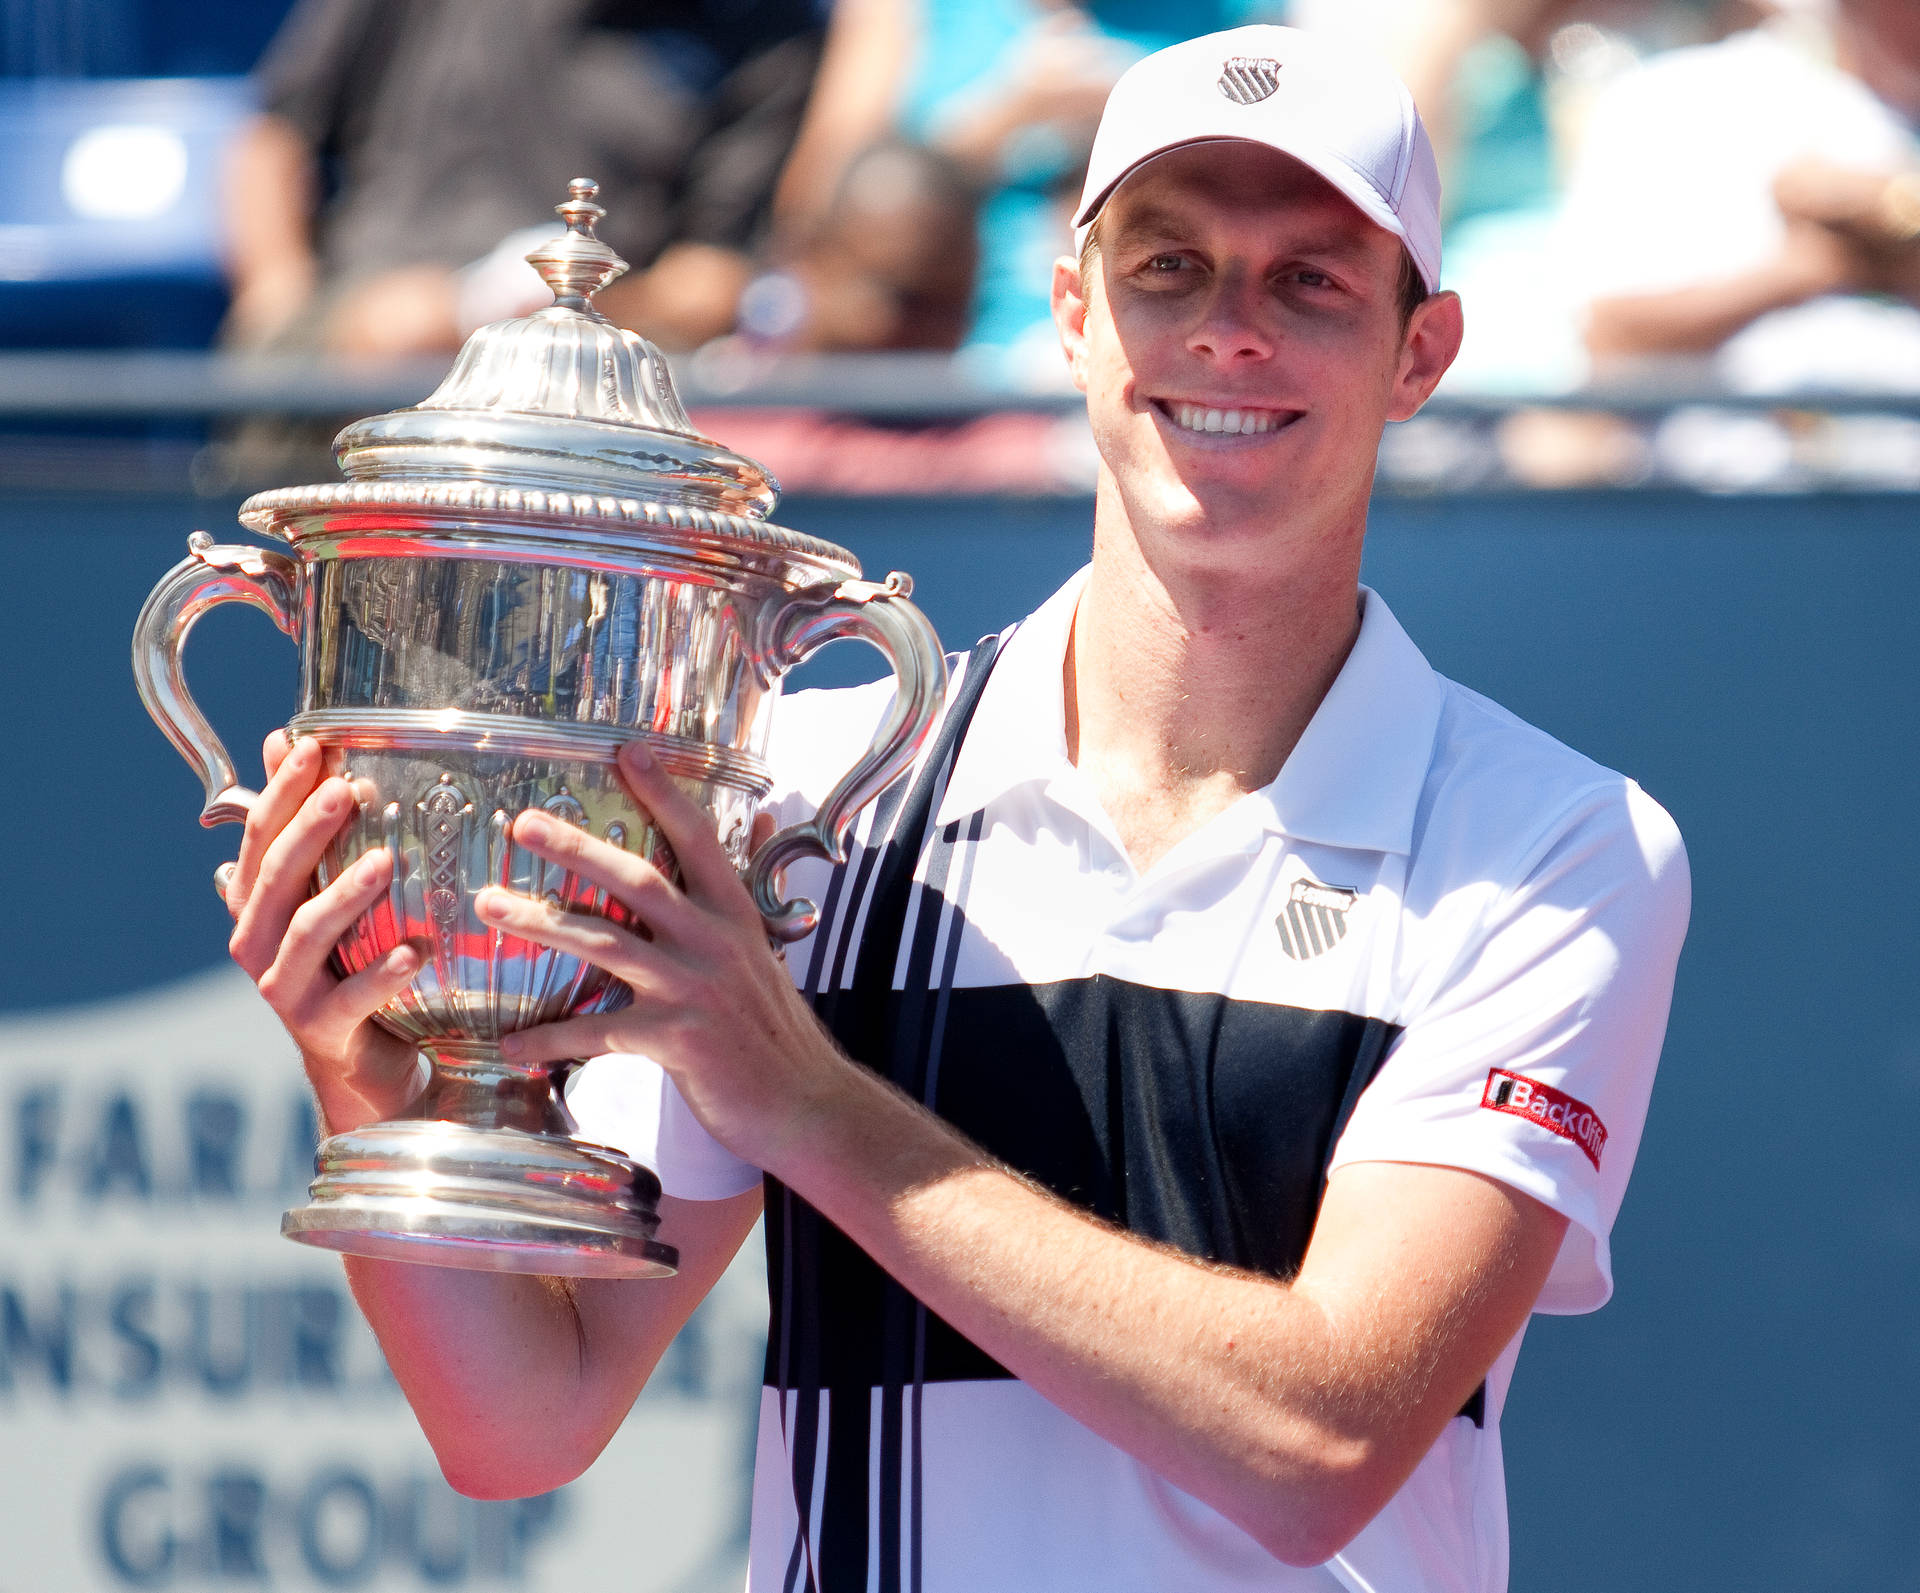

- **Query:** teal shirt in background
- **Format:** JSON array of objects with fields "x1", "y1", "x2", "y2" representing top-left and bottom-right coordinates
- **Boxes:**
[
  {"x1": 898, "y1": 0, "x2": 1290, "y2": 358},
  {"x1": 1445, "y1": 31, "x2": 1554, "y2": 230}
]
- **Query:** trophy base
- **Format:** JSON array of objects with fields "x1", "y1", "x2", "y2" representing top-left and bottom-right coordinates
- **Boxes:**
[{"x1": 281, "y1": 1119, "x2": 680, "y2": 1278}]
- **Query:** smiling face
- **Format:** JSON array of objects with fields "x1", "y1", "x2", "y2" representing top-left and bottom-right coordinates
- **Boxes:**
[{"x1": 1054, "y1": 141, "x2": 1460, "y2": 583}]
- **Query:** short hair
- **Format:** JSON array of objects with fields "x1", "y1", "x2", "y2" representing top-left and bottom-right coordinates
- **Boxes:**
[{"x1": 1076, "y1": 214, "x2": 1431, "y2": 331}]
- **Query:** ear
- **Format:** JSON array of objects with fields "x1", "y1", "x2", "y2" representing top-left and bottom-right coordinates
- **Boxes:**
[
  {"x1": 1051, "y1": 254, "x2": 1092, "y2": 395},
  {"x1": 1387, "y1": 289, "x2": 1464, "y2": 422}
]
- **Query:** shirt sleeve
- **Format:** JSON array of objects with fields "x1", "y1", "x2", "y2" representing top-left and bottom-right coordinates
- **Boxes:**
[
  {"x1": 1327, "y1": 779, "x2": 1690, "y2": 1315},
  {"x1": 567, "y1": 1053, "x2": 762, "y2": 1202},
  {"x1": 252, "y1": 0, "x2": 384, "y2": 147}
]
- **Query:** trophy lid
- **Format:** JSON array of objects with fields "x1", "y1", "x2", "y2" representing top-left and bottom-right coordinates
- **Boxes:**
[
  {"x1": 239, "y1": 180, "x2": 859, "y2": 575},
  {"x1": 399, "y1": 179, "x2": 705, "y2": 446}
]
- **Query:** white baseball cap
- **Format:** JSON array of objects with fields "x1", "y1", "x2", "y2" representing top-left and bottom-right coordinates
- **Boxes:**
[{"x1": 1073, "y1": 24, "x2": 1442, "y2": 292}]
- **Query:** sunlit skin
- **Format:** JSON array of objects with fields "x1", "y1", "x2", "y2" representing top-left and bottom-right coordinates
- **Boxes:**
[
  {"x1": 1052, "y1": 142, "x2": 1461, "y2": 867},
  {"x1": 1057, "y1": 141, "x2": 1462, "y2": 586},
  {"x1": 219, "y1": 141, "x2": 1568, "y2": 1566}
]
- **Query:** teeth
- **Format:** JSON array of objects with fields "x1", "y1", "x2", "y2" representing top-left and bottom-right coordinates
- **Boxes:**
[{"x1": 1172, "y1": 403, "x2": 1282, "y2": 436}]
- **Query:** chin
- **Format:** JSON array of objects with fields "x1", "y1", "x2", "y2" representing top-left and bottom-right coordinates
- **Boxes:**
[{"x1": 1135, "y1": 487, "x2": 1295, "y2": 564}]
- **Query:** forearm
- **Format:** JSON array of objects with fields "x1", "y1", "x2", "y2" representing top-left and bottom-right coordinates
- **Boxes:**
[
  {"x1": 342, "y1": 1259, "x2": 606, "y2": 1497},
  {"x1": 771, "y1": 1062, "x2": 1478, "y2": 1564},
  {"x1": 932, "y1": 95, "x2": 1034, "y2": 184},
  {"x1": 302, "y1": 1042, "x2": 421, "y2": 1136},
  {"x1": 771, "y1": 0, "x2": 908, "y2": 228},
  {"x1": 221, "y1": 114, "x2": 318, "y2": 339},
  {"x1": 468, "y1": 748, "x2": 1562, "y2": 1556},
  {"x1": 335, "y1": 1187, "x2": 761, "y2": 1498}
]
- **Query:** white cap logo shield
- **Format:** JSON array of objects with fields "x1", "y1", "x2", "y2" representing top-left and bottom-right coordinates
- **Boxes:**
[
  {"x1": 1217, "y1": 56, "x2": 1282, "y2": 106},
  {"x1": 1073, "y1": 25, "x2": 1445, "y2": 292}
]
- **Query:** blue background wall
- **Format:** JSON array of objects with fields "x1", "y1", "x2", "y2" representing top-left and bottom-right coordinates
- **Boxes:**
[{"x1": 5, "y1": 487, "x2": 1916, "y2": 1590}]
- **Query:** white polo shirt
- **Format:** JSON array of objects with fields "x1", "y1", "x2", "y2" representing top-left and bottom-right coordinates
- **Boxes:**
[{"x1": 571, "y1": 569, "x2": 1689, "y2": 1593}]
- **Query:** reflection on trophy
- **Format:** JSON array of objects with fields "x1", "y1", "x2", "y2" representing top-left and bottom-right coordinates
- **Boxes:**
[{"x1": 133, "y1": 180, "x2": 946, "y2": 1278}]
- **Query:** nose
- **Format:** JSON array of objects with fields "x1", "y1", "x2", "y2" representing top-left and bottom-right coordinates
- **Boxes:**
[{"x1": 1185, "y1": 268, "x2": 1274, "y2": 364}]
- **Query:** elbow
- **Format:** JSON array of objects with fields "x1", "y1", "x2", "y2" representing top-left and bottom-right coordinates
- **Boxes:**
[
  {"x1": 1248, "y1": 1499, "x2": 1371, "y2": 1570},
  {"x1": 438, "y1": 1449, "x2": 590, "y2": 1503},
  {"x1": 1237, "y1": 1436, "x2": 1402, "y2": 1569},
  {"x1": 427, "y1": 1420, "x2": 601, "y2": 1502},
  {"x1": 1252, "y1": 1507, "x2": 1371, "y2": 1570}
]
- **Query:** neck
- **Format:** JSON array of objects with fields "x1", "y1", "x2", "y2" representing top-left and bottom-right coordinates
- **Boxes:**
[{"x1": 1064, "y1": 476, "x2": 1364, "y2": 869}]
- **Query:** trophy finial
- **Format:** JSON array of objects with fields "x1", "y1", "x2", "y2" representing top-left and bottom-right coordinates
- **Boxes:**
[{"x1": 525, "y1": 177, "x2": 628, "y2": 311}]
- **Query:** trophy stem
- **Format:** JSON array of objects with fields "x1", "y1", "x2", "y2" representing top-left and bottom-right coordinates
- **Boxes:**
[
  {"x1": 409, "y1": 1041, "x2": 577, "y2": 1137},
  {"x1": 280, "y1": 1042, "x2": 679, "y2": 1278}
]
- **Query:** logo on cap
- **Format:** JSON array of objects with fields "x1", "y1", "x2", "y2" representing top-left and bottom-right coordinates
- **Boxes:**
[
  {"x1": 1275, "y1": 877, "x2": 1356, "y2": 960},
  {"x1": 1218, "y1": 55, "x2": 1282, "y2": 106}
]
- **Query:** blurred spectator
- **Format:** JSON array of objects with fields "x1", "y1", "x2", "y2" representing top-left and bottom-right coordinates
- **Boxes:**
[
  {"x1": 757, "y1": 0, "x2": 1283, "y2": 367},
  {"x1": 1563, "y1": 0, "x2": 1920, "y2": 393},
  {"x1": 736, "y1": 138, "x2": 980, "y2": 351},
  {"x1": 223, "y1": 0, "x2": 824, "y2": 357},
  {"x1": 1338, "y1": 0, "x2": 1751, "y2": 393}
]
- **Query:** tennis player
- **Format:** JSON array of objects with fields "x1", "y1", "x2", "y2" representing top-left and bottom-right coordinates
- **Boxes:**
[{"x1": 224, "y1": 25, "x2": 1688, "y2": 1592}]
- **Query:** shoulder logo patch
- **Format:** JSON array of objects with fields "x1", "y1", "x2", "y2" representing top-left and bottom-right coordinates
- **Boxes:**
[
  {"x1": 1482, "y1": 1070, "x2": 1608, "y2": 1169},
  {"x1": 1218, "y1": 56, "x2": 1282, "y2": 105},
  {"x1": 1275, "y1": 878, "x2": 1357, "y2": 960}
]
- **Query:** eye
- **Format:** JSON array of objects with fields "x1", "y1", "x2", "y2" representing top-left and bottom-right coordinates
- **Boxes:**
[{"x1": 1144, "y1": 253, "x2": 1188, "y2": 273}]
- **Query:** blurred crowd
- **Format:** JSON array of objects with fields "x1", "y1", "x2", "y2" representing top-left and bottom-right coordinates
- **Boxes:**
[{"x1": 3, "y1": 0, "x2": 1919, "y2": 486}]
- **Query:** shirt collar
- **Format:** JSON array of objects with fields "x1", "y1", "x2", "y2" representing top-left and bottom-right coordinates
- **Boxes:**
[
  {"x1": 934, "y1": 569, "x2": 1445, "y2": 858},
  {"x1": 935, "y1": 567, "x2": 1086, "y2": 829},
  {"x1": 1249, "y1": 585, "x2": 1444, "y2": 856}
]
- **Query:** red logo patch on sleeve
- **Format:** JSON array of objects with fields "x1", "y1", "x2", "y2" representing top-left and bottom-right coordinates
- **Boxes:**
[{"x1": 1481, "y1": 1070, "x2": 1607, "y2": 1169}]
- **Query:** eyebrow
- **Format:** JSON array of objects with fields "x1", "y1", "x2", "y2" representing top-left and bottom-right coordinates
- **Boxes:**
[
  {"x1": 1106, "y1": 205, "x2": 1197, "y2": 251},
  {"x1": 1107, "y1": 202, "x2": 1378, "y2": 265}
]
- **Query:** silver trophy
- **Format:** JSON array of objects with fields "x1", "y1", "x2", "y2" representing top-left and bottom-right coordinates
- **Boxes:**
[{"x1": 133, "y1": 181, "x2": 946, "y2": 1277}]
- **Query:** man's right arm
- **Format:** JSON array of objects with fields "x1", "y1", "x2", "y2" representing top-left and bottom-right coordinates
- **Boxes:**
[
  {"x1": 340, "y1": 1193, "x2": 760, "y2": 1498},
  {"x1": 225, "y1": 731, "x2": 758, "y2": 1497}
]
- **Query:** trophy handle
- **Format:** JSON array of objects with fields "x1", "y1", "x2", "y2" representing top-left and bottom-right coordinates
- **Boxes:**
[
  {"x1": 132, "y1": 531, "x2": 302, "y2": 827},
  {"x1": 747, "y1": 571, "x2": 947, "y2": 941}
]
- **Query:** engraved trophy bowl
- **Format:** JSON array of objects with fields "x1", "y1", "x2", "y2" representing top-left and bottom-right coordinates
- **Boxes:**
[{"x1": 132, "y1": 181, "x2": 947, "y2": 1277}]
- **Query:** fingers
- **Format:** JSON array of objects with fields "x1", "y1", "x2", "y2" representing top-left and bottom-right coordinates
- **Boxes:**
[
  {"x1": 615, "y1": 742, "x2": 756, "y2": 919},
  {"x1": 262, "y1": 728, "x2": 292, "y2": 783},
  {"x1": 473, "y1": 884, "x2": 663, "y2": 989},
  {"x1": 226, "y1": 734, "x2": 322, "y2": 920},
  {"x1": 748, "y1": 809, "x2": 777, "y2": 858},
  {"x1": 308, "y1": 941, "x2": 424, "y2": 1051},
  {"x1": 507, "y1": 808, "x2": 686, "y2": 932},
  {"x1": 252, "y1": 850, "x2": 425, "y2": 1061},
  {"x1": 498, "y1": 1013, "x2": 643, "y2": 1068},
  {"x1": 229, "y1": 773, "x2": 360, "y2": 978},
  {"x1": 258, "y1": 848, "x2": 392, "y2": 1013}
]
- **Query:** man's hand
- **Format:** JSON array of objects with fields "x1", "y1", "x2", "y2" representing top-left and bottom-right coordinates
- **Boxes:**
[
  {"x1": 474, "y1": 741, "x2": 848, "y2": 1173},
  {"x1": 217, "y1": 737, "x2": 760, "y2": 1502},
  {"x1": 223, "y1": 730, "x2": 426, "y2": 1132}
]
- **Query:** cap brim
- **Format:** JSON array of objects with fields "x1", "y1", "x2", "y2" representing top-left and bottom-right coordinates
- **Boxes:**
[{"x1": 1074, "y1": 133, "x2": 1434, "y2": 292}]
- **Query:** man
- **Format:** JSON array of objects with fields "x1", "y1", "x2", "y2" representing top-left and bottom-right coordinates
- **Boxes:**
[
  {"x1": 1565, "y1": 0, "x2": 1920, "y2": 389},
  {"x1": 224, "y1": 25, "x2": 1688, "y2": 1592},
  {"x1": 225, "y1": 0, "x2": 824, "y2": 356}
]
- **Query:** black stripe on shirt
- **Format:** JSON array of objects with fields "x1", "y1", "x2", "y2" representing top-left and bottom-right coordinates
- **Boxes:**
[{"x1": 768, "y1": 976, "x2": 1403, "y2": 1392}]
